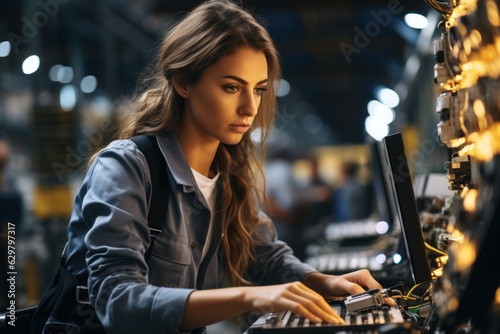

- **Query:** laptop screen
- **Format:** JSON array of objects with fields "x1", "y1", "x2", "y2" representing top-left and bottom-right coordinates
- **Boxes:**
[
  {"x1": 382, "y1": 132, "x2": 432, "y2": 285},
  {"x1": 369, "y1": 140, "x2": 397, "y2": 231}
]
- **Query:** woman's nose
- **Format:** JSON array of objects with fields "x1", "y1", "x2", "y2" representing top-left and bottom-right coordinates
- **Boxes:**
[{"x1": 239, "y1": 90, "x2": 259, "y2": 116}]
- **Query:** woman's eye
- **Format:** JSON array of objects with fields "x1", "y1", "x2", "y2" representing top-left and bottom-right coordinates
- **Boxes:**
[
  {"x1": 255, "y1": 87, "x2": 268, "y2": 95},
  {"x1": 225, "y1": 85, "x2": 238, "y2": 93}
]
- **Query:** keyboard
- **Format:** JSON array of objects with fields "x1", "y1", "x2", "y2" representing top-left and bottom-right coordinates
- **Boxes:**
[{"x1": 244, "y1": 300, "x2": 406, "y2": 333}]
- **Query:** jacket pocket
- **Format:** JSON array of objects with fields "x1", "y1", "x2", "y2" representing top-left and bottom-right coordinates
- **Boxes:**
[
  {"x1": 148, "y1": 233, "x2": 193, "y2": 287},
  {"x1": 150, "y1": 233, "x2": 192, "y2": 265}
]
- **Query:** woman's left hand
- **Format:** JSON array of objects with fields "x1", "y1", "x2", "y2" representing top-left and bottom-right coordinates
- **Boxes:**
[{"x1": 303, "y1": 269, "x2": 397, "y2": 305}]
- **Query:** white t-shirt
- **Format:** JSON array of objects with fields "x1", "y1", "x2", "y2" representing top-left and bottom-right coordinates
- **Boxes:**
[{"x1": 191, "y1": 168, "x2": 220, "y2": 260}]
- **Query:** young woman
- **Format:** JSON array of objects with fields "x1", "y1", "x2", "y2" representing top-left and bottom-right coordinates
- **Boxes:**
[{"x1": 63, "y1": 1, "x2": 391, "y2": 333}]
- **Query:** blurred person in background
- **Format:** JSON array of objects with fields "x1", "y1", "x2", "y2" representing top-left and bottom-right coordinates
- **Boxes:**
[
  {"x1": 299, "y1": 154, "x2": 334, "y2": 250},
  {"x1": 333, "y1": 161, "x2": 372, "y2": 222}
]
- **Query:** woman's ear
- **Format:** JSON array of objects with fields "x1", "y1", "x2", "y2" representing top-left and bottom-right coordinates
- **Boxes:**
[{"x1": 172, "y1": 78, "x2": 189, "y2": 98}]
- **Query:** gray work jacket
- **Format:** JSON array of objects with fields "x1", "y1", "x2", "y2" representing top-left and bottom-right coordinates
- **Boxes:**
[{"x1": 64, "y1": 132, "x2": 317, "y2": 334}]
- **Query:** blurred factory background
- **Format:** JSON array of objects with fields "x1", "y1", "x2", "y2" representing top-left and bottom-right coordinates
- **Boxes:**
[{"x1": 1, "y1": 0, "x2": 449, "y2": 310}]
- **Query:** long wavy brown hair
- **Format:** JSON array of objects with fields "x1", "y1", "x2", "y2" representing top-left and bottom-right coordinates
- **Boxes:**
[{"x1": 106, "y1": 0, "x2": 280, "y2": 286}]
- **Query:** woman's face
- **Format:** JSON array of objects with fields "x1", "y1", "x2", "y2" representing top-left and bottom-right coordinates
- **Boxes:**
[{"x1": 180, "y1": 46, "x2": 269, "y2": 146}]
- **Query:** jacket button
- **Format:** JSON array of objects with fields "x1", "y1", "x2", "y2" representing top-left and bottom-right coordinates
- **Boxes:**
[{"x1": 190, "y1": 242, "x2": 197, "y2": 249}]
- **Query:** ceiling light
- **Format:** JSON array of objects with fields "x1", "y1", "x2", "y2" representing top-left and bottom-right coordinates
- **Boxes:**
[
  {"x1": 367, "y1": 100, "x2": 395, "y2": 124},
  {"x1": 0, "y1": 41, "x2": 11, "y2": 57},
  {"x1": 60, "y1": 85, "x2": 77, "y2": 111},
  {"x1": 22, "y1": 55, "x2": 40, "y2": 75},
  {"x1": 376, "y1": 87, "x2": 400, "y2": 108},
  {"x1": 49, "y1": 64, "x2": 63, "y2": 81},
  {"x1": 365, "y1": 115, "x2": 389, "y2": 141},
  {"x1": 80, "y1": 75, "x2": 98, "y2": 93},
  {"x1": 57, "y1": 66, "x2": 74, "y2": 83},
  {"x1": 275, "y1": 79, "x2": 290, "y2": 97},
  {"x1": 404, "y1": 13, "x2": 428, "y2": 30}
]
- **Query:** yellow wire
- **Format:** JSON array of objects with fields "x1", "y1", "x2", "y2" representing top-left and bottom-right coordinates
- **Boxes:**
[
  {"x1": 425, "y1": 242, "x2": 448, "y2": 256},
  {"x1": 407, "y1": 282, "x2": 424, "y2": 297},
  {"x1": 407, "y1": 281, "x2": 433, "y2": 298}
]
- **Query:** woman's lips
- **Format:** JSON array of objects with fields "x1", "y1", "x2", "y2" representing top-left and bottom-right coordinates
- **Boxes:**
[{"x1": 229, "y1": 123, "x2": 250, "y2": 133}]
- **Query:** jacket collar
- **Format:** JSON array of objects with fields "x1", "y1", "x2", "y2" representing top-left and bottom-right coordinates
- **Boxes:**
[{"x1": 156, "y1": 132, "x2": 196, "y2": 188}]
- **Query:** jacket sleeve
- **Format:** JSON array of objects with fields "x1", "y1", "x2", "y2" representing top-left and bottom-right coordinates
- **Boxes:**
[
  {"x1": 82, "y1": 142, "x2": 193, "y2": 334},
  {"x1": 247, "y1": 212, "x2": 318, "y2": 285}
]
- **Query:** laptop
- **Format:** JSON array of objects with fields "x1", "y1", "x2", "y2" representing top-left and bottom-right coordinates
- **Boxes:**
[
  {"x1": 382, "y1": 133, "x2": 432, "y2": 285},
  {"x1": 244, "y1": 133, "x2": 432, "y2": 333}
]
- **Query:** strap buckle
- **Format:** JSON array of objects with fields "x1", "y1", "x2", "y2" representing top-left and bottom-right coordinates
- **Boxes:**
[{"x1": 76, "y1": 285, "x2": 91, "y2": 304}]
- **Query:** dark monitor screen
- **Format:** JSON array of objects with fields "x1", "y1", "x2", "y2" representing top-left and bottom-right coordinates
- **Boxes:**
[
  {"x1": 369, "y1": 140, "x2": 397, "y2": 228},
  {"x1": 382, "y1": 133, "x2": 432, "y2": 285}
]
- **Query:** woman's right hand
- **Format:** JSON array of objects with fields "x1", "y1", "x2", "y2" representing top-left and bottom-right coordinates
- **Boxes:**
[
  {"x1": 181, "y1": 281, "x2": 343, "y2": 330},
  {"x1": 243, "y1": 281, "x2": 344, "y2": 324}
]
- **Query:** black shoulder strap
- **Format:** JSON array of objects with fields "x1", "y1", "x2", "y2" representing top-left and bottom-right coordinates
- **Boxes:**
[
  {"x1": 60, "y1": 135, "x2": 168, "y2": 267},
  {"x1": 130, "y1": 134, "x2": 169, "y2": 260}
]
